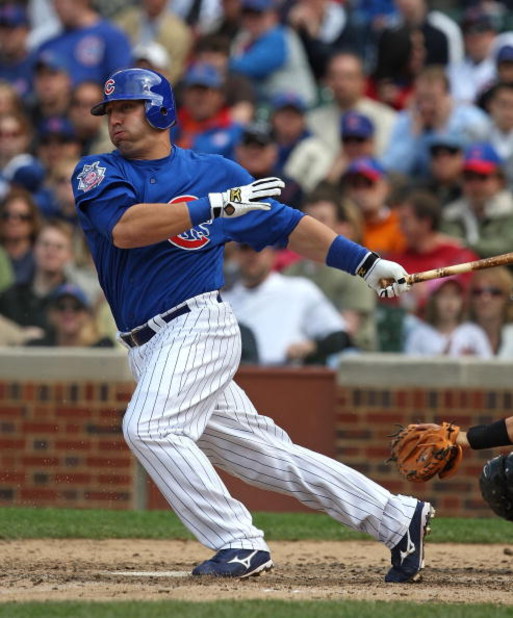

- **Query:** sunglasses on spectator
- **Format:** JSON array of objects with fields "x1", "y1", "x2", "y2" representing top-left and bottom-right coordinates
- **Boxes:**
[
  {"x1": 471, "y1": 287, "x2": 504, "y2": 297},
  {"x1": 431, "y1": 146, "x2": 460, "y2": 157},
  {"x1": 342, "y1": 136, "x2": 368, "y2": 144},
  {"x1": 1, "y1": 212, "x2": 31, "y2": 221},
  {"x1": 346, "y1": 175, "x2": 375, "y2": 188},
  {"x1": 0, "y1": 130, "x2": 23, "y2": 138},
  {"x1": 463, "y1": 171, "x2": 492, "y2": 182},
  {"x1": 53, "y1": 300, "x2": 85, "y2": 312}
]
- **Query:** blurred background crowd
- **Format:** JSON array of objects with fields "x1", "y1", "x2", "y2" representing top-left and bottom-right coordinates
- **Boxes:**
[{"x1": 1, "y1": 0, "x2": 513, "y2": 365}]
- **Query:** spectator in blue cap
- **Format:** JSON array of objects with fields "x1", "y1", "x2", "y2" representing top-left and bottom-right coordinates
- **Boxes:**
[
  {"x1": 442, "y1": 142, "x2": 513, "y2": 259},
  {"x1": 25, "y1": 282, "x2": 114, "y2": 348},
  {"x1": 173, "y1": 63, "x2": 243, "y2": 160},
  {"x1": 36, "y1": 116, "x2": 81, "y2": 171},
  {"x1": 192, "y1": 34, "x2": 256, "y2": 125},
  {"x1": 230, "y1": 0, "x2": 317, "y2": 106},
  {"x1": 29, "y1": 50, "x2": 72, "y2": 127},
  {"x1": 0, "y1": 2, "x2": 34, "y2": 100},
  {"x1": 325, "y1": 110, "x2": 377, "y2": 184},
  {"x1": 478, "y1": 45, "x2": 513, "y2": 111},
  {"x1": 416, "y1": 133, "x2": 466, "y2": 206},
  {"x1": 269, "y1": 92, "x2": 310, "y2": 174}
]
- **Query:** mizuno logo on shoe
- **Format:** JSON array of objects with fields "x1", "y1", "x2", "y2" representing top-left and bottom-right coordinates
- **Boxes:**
[
  {"x1": 399, "y1": 531, "x2": 416, "y2": 565},
  {"x1": 228, "y1": 550, "x2": 258, "y2": 570}
]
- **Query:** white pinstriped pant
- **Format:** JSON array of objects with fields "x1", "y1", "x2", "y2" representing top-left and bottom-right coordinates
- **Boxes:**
[{"x1": 123, "y1": 291, "x2": 418, "y2": 552}]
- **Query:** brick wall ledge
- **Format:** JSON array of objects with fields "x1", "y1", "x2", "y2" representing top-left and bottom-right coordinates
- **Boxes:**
[
  {"x1": 337, "y1": 353, "x2": 513, "y2": 388},
  {"x1": 0, "y1": 347, "x2": 132, "y2": 381},
  {"x1": 0, "y1": 349, "x2": 511, "y2": 389}
]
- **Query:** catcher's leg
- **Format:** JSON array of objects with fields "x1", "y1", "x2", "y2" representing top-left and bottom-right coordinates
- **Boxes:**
[{"x1": 198, "y1": 381, "x2": 418, "y2": 550}]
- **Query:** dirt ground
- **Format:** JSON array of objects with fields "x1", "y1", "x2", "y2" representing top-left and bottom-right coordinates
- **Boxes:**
[{"x1": 1, "y1": 539, "x2": 513, "y2": 605}]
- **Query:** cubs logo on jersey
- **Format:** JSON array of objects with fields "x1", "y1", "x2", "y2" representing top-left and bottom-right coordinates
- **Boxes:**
[{"x1": 168, "y1": 195, "x2": 211, "y2": 249}]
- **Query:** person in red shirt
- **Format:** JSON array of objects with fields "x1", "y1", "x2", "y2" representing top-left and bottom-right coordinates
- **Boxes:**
[{"x1": 387, "y1": 189, "x2": 479, "y2": 316}]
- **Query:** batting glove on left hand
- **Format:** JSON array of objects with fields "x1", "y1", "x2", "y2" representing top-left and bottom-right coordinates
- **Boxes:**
[
  {"x1": 208, "y1": 177, "x2": 285, "y2": 218},
  {"x1": 357, "y1": 252, "x2": 411, "y2": 298}
]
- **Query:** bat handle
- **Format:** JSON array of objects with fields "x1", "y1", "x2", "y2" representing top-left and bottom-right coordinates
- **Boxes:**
[{"x1": 378, "y1": 275, "x2": 413, "y2": 288}]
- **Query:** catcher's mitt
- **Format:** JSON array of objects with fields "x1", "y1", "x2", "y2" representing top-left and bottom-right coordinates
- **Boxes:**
[
  {"x1": 388, "y1": 422, "x2": 463, "y2": 482},
  {"x1": 479, "y1": 453, "x2": 513, "y2": 521}
]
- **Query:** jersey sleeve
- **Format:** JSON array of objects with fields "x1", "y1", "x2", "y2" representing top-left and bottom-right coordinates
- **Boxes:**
[
  {"x1": 72, "y1": 155, "x2": 137, "y2": 239},
  {"x1": 216, "y1": 158, "x2": 305, "y2": 250}
]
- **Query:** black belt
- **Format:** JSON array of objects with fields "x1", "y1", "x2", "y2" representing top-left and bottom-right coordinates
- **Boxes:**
[{"x1": 121, "y1": 293, "x2": 222, "y2": 348}]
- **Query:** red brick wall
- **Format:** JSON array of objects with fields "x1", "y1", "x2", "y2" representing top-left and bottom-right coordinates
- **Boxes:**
[
  {"x1": 0, "y1": 371, "x2": 510, "y2": 516},
  {"x1": 336, "y1": 386, "x2": 513, "y2": 516},
  {"x1": 0, "y1": 380, "x2": 135, "y2": 509}
]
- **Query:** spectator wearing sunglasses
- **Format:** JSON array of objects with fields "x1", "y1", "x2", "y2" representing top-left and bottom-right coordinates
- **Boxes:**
[
  {"x1": 414, "y1": 133, "x2": 466, "y2": 206},
  {"x1": 0, "y1": 188, "x2": 41, "y2": 285},
  {"x1": 468, "y1": 266, "x2": 513, "y2": 358},
  {"x1": 442, "y1": 142, "x2": 513, "y2": 259},
  {"x1": 25, "y1": 283, "x2": 114, "y2": 348}
]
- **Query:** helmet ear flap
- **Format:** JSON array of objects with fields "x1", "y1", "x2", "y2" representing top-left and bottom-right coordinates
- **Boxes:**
[{"x1": 144, "y1": 98, "x2": 175, "y2": 130}]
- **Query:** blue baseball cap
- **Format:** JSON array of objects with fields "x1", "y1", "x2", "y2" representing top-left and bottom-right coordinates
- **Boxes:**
[
  {"x1": 242, "y1": 0, "x2": 275, "y2": 12},
  {"x1": 35, "y1": 49, "x2": 69, "y2": 73},
  {"x1": 0, "y1": 3, "x2": 29, "y2": 27},
  {"x1": 183, "y1": 63, "x2": 223, "y2": 89},
  {"x1": 428, "y1": 132, "x2": 466, "y2": 152},
  {"x1": 497, "y1": 45, "x2": 513, "y2": 64},
  {"x1": 463, "y1": 142, "x2": 502, "y2": 174},
  {"x1": 49, "y1": 284, "x2": 91, "y2": 309},
  {"x1": 38, "y1": 117, "x2": 77, "y2": 142},
  {"x1": 345, "y1": 157, "x2": 385, "y2": 181},
  {"x1": 340, "y1": 111, "x2": 374, "y2": 139},
  {"x1": 271, "y1": 92, "x2": 306, "y2": 113}
]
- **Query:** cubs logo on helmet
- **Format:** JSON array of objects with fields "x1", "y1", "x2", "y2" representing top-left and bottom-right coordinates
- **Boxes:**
[
  {"x1": 104, "y1": 78, "x2": 115, "y2": 95},
  {"x1": 168, "y1": 196, "x2": 211, "y2": 249}
]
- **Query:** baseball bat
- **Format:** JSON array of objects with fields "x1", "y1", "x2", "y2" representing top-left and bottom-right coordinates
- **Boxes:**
[{"x1": 380, "y1": 251, "x2": 513, "y2": 287}]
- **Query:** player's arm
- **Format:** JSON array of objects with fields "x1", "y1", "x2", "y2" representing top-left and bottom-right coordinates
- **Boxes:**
[
  {"x1": 288, "y1": 215, "x2": 410, "y2": 298},
  {"x1": 456, "y1": 417, "x2": 513, "y2": 449},
  {"x1": 112, "y1": 177, "x2": 284, "y2": 249}
]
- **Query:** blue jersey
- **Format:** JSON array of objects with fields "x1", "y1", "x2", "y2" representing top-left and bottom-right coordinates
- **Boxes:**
[
  {"x1": 72, "y1": 147, "x2": 304, "y2": 331},
  {"x1": 36, "y1": 20, "x2": 132, "y2": 86}
]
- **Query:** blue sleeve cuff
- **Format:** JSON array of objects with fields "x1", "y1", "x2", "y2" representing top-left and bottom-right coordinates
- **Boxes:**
[
  {"x1": 187, "y1": 197, "x2": 212, "y2": 227},
  {"x1": 326, "y1": 235, "x2": 369, "y2": 275}
]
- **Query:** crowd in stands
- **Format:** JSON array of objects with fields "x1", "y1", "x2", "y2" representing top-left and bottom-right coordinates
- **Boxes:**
[{"x1": 1, "y1": 0, "x2": 513, "y2": 365}]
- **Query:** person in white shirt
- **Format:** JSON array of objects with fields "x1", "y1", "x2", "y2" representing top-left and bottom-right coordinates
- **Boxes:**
[
  {"x1": 224, "y1": 243, "x2": 351, "y2": 365},
  {"x1": 404, "y1": 276, "x2": 492, "y2": 357}
]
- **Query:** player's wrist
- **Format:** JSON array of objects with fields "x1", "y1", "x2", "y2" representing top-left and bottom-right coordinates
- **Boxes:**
[
  {"x1": 326, "y1": 236, "x2": 369, "y2": 275},
  {"x1": 467, "y1": 419, "x2": 513, "y2": 450},
  {"x1": 187, "y1": 197, "x2": 214, "y2": 226}
]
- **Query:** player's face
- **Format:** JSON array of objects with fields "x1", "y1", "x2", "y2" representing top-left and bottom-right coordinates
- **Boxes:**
[{"x1": 106, "y1": 100, "x2": 161, "y2": 159}]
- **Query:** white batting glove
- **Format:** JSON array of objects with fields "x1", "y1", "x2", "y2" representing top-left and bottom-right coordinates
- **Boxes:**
[
  {"x1": 208, "y1": 177, "x2": 284, "y2": 218},
  {"x1": 356, "y1": 252, "x2": 411, "y2": 298}
]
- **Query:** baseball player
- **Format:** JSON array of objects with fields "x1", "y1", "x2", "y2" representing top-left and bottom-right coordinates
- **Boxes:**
[{"x1": 72, "y1": 68, "x2": 433, "y2": 583}]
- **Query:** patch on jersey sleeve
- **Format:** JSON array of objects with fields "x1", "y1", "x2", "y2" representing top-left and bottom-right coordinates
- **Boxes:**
[{"x1": 77, "y1": 161, "x2": 106, "y2": 192}]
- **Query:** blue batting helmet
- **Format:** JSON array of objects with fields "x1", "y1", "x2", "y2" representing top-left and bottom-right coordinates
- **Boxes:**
[{"x1": 90, "y1": 68, "x2": 176, "y2": 130}]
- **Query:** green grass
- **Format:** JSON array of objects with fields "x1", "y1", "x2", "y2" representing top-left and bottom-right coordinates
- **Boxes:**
[
  {"x1": 1, "y1": 507, "x2": 513, "y2": 544},
  {"x1": 0, "y1": 600, "x2": 510, "y2": 618}
]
